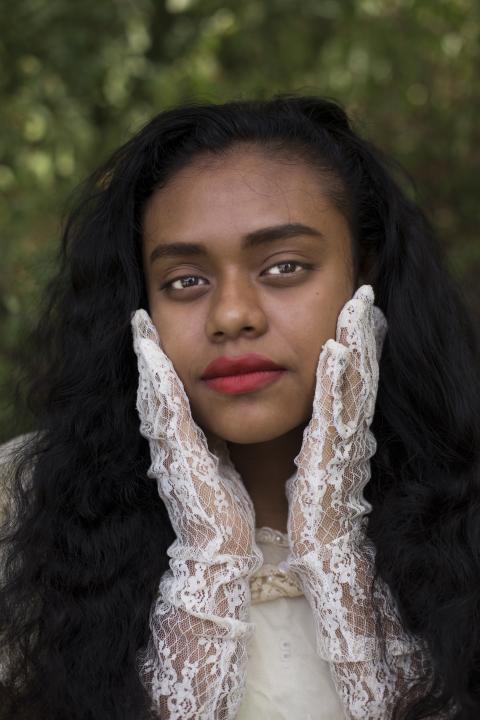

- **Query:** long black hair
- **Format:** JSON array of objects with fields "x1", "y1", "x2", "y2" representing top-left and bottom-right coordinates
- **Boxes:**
[{"x1": 1, "y1": 94, "x2": 479, "y2": 719}]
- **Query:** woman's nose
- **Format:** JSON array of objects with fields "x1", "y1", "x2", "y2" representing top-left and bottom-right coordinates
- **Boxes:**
[{"x1": 205, "y1": 274, "x2": 269, "y2": 340}]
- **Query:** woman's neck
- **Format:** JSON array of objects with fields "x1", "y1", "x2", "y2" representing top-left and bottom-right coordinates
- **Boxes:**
[{"x1": 226, "y1": 424, "x2": 306, "y2": 534}]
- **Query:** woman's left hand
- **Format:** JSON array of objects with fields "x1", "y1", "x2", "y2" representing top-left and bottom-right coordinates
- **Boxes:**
[{"x1": 286, "y1": 284, "x2": 388, "y2": 558}]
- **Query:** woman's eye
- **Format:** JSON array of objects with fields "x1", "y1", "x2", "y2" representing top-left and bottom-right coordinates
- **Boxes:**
[
  {"x1": 265, "y1": 261, "x2": 308, "y2": 277},
  {"x1": 161, "y1": 261, "x2": 311, "y2": 292},
  {"x1": 161, "y1": 275, "x2": 208, "y2": 292}
]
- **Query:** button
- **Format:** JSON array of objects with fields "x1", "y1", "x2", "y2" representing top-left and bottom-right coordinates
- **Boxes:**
[
  {"x1": 280, "y1": 641, "x2": 291, "y2": 655},
  {"x1": 280, "y1": 638, "x2": 291, "y2": 663}
]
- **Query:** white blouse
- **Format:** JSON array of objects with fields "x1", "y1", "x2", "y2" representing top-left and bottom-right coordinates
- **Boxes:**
[{"x1": 238, "y1": 526, "x2": 345, "y2": 719}]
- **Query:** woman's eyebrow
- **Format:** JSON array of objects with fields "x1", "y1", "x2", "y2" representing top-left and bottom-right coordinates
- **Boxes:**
[{"x1": 149, "y1": 222, "x2": 326, "y2": 265}]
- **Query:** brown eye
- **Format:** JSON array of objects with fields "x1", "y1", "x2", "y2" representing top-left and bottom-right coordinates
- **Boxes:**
[
  {"x1": 161, "y1": 275, "x2": 207, "y2": 291},
  {"x1": 161, "y1": 260, "x2": 313, "y2": 293},
  {"x1": 263, "y1": 261, "x2": 309, "y2": 277}
]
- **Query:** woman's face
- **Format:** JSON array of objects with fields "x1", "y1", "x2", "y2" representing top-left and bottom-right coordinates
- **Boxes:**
[{"x1": 141, "y1": 146, "x2": 355, "y2": 445}]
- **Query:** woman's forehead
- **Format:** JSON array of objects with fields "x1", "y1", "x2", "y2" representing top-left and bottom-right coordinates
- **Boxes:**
[{"x1": 142, "y1": 152, "x2": 347, "y2": 255}]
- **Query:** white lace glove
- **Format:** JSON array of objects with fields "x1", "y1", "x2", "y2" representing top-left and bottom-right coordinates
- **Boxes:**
[
  {"x1": 131, "y1": 309, "x2": 263, "y2": 720},
  {"x1": 285, "y1": 285, "x2": 433, "y2": 718}
]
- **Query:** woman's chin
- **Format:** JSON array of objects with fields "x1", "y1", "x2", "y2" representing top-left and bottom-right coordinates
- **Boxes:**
[{"x1": 213, "y1": 425, "x2": 290, "y2": 445}]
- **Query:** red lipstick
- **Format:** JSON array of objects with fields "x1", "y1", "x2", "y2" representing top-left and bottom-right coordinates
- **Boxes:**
[{"x1": 201, "y1": 353, "x2": 287, "y2": 395}]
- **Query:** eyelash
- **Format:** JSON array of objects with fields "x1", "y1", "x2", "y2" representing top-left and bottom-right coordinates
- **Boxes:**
[{"x1": 160, "y1": 261, "x2": 314, "y2": 293}]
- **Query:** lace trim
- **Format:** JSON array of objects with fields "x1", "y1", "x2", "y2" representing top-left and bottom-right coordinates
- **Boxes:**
[
  {"x1": 250, "y1": 562, "x2": 303, "y2": 604},
  {"x1": 250, "y1": 526, "x2": 303, "y2": 604},
  {"x1": 254, "y1": 525, "x2": 289, "y2": 547}
]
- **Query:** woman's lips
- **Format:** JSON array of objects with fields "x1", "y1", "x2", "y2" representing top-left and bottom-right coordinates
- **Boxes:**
[
  {"x1": 201, "y1": 353, "x2": 285, "y2": 380},
  {"x1": 202, "y1": 370, "x2": 286, "y2": 395}
]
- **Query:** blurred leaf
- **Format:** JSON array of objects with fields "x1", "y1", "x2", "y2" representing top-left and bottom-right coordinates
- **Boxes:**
[{"x1": 1, "y1": 0, "x2": 479, "y2": 439}]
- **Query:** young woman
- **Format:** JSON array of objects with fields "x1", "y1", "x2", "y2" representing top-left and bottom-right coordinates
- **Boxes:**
[{"x1": 0, "y1": 94, "x2": 478, "y2": 720}]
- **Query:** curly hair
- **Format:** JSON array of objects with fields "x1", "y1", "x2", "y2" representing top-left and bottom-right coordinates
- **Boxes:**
[{"x1": 1, "y1": 94, "x2": 479, "y2": 719}]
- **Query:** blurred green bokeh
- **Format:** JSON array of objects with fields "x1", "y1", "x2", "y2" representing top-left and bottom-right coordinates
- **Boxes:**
[{"x1": 1, "y1": 0, "x2": 479, "y2": 442}]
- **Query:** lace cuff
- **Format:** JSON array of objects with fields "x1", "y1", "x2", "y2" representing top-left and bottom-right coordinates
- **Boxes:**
[
  {"x1": 136, "y1": 543, "x2": 262, "y2": 719},
  {"x1": 287, "y1": 522, "x2": 425, "y2": 663}
]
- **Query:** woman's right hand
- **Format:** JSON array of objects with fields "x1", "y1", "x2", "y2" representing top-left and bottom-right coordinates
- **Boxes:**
[
  {"x1": 131, "y1": 309, "x2": 263, "y2": 719},
  {"x1": 131, "y1": 308, "x2": 261, "y2": 566}
]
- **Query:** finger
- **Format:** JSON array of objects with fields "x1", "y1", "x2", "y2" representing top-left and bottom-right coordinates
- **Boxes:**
[
  {"x1": 363, "y1": 307, "x2": 385, "y2": 426},
  {"x1": 334, "y1": 288, "x2": 375, "y2": 435},
  {"x1": 309, "y1": 339, "x2": 351, "y2": 456},
  {"x1": 131, "y1": 310, "x2": 172, "y2": 394},
  {"x1": 131, "y1": 310, "x2": 218, "y2": 470},
  {"x1": 335, "y1": 284, "x2": 374, "y2": 345},
  {"x1": 350, "y1": 287, "x2": 388, "y2": 360},
  {"x1": 131, "y1": 308, "x2": 185, "y2": 407},
  {"x1": 131, "y1": 308, "x2": 162, "y2": 347},
  {"x1": 351, "y1": 295, "x2": 383, "y2": 427},
  {"x1": 326, "y1": 340, "x2": 357, "y2": 440},
  {"x1": 340, "y1": 293, "x2": 380, "y2": 430},
  {"x1": 314, "y1": 288, "x2": 374, "y2": 434},
  {"x1": 353, "y1": 283, "x2": 375, "y2": 304}
]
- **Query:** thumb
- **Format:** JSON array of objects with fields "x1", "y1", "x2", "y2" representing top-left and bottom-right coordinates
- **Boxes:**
[
  {"x1": 131, "y1": 309, "x2": 215, "y2": 467},
  {"x1": 131, "y1": 309, "x2": 177, "y2": 404},
  {"x1": 131, "y1": 308, "x2": 162, "y2": 353}
]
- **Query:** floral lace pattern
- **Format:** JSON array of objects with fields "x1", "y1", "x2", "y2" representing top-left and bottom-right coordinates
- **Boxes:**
[
  {"x1": 131, "y1": 309, "x2": 264, "y2": 719},
  {"x1": 283, "y1": 287, "x2": 435, "y2": 717},
  {"x1": 250, "y1": 527, "x2": 303, "y2": 604},
  {"x1": 129, "y1": 286, "x2": 436, "y2": 720}
]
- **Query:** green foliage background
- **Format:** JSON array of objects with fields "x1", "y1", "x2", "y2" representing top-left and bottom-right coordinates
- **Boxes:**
[{"x1": 1, "y1": 0, "x2": 479, "y2": 442}]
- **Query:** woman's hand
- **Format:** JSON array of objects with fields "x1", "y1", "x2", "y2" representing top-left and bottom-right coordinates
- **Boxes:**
[
  {"x1": 131, "y1": 309, "x2": 263, "y2": 719},
  {"x1": 282, "y1": 287, "x2": 432, "y2": 717},
  {"x1": 286, "y1": 284, "x2": 388, "y2": 557},
  {"x1": 131, "y1": 308, "x2": 259, "y2": 562}
]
